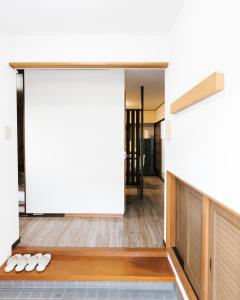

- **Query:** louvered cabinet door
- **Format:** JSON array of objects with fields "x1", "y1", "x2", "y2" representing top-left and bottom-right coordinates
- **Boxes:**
[
  {"x1": 209, "y1": 203, "x2": 240, "y2": 300},
  {"x1": 176, "y1": 180, "x2": 188, "y2": 262},
  {"x1": 185, "y1": 186, "x2": 203, "y2": 299}
]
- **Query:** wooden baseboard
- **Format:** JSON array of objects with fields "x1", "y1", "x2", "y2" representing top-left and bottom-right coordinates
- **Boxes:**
[
  {"x1": 176, "y1": 283, "x2": 185, "y2": 300},
  {"x1": 22, "y1": 213, "x2": 65, "y2": 217},
  {"x1": 11, "y1": 238, "x2": 21, "y2": 249},
  {"x1": 168, "y1": 248, "x2": 197, "y2": 300},
  {"x1": 64, "y1": 213, "x2": 123, "y2": 218}
]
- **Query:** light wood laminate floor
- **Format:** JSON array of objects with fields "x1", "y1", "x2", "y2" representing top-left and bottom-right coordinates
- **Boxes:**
[{"x1": 19, "y1": 177, "x2": 164, "y2": 247}]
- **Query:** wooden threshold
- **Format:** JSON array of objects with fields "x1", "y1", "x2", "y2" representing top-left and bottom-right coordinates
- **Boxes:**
[
  {"x1": 0, "y1": 247, "x2": 175, "y2": 282},
  {"x1": 12, "y1": 247, "x2": 167, "y2": 257},
  {"x1": 170, "y1": 71, "x2": 224, "y2": 114},
  {"x1": 9, "y1": 62, "x2": 169, "y2": 69}
]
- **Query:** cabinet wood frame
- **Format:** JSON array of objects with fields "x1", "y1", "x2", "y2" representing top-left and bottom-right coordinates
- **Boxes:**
[{"x1": 166, "y1": 172, "x2": 211, "y2": 300}]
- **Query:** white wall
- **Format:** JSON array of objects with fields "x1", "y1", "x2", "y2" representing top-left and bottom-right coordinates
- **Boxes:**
[
  {"x1": 0, "y1": 32, "x2": 169, "y2": 265},
  {"x1": 0, "y1": 34, "x2": 19, "y2": 265},
  {"x1": 9, "y1": 35, "x2": 169, "y2": 62},
  {"x1": 165, "y1": 0, "x2": 240, "y2": 218},
  {"x1": 25, "y1": 70, "x2": 125, "y2": 214}
]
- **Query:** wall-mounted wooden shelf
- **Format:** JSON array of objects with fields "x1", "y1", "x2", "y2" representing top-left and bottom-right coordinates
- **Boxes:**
[
  {"x1": 170, "y1": 72, "x2": 224, "y2": 114},
  {"x1": 9, "y1": 62, "x2": 169, "y2": 69}
]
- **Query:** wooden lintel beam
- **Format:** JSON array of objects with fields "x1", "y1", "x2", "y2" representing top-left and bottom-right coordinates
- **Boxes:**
[{"x1": 9, "y1": 62, "x2": 169, "y2": 69}]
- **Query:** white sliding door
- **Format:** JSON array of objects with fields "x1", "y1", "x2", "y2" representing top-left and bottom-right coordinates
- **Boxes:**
[{"x1": 25, "y1": 70, "x2": 125, "y2": 214}]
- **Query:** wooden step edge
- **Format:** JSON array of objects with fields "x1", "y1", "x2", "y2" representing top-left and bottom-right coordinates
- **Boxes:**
[
  {"x1": 1, "y1": 249, "x2": 175, "y2": 283},
  {"x1": 13, "y1": 247, "x2": 167, "y2": 257},
  {"x1": 0, "y1": 274, "x2": 176, "y2": 282}
]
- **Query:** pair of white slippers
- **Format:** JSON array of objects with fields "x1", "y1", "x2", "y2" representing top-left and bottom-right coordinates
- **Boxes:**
[{"x1": 4, "y1": 253, "x2": 51, "y2": 273}]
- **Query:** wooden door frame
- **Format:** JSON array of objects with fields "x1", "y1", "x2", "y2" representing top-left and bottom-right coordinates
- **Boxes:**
[{"x1": 15, "y1": 64, "x2": 169, "y2": 222}]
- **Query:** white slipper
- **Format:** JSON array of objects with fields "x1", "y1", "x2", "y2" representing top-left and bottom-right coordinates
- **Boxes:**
[
  {"x1": 36, "y1": 254, "x2": 51, "y2": 272},
  {"x1": 25, "y1": 253, "x2": 43, "y2": 272},
  {"x1": 4, "y1": 254, "x2": 22, "y2": 273},
  {"x1": 15, "y1": 254, "x2": 31, "y2": 272}
]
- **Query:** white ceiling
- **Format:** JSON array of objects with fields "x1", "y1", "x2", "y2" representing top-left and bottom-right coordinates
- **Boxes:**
[
  {"x1": 125, "y1": 70, "x2": 164, "y2": 110},
  {"x1": 0, "y1": 0, "x2": 183, "y2": 36}
]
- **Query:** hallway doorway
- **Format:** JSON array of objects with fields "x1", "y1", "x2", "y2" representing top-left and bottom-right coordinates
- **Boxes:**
[{"x1": 17, "y1": 67, "x2": 166, "y2": 248}]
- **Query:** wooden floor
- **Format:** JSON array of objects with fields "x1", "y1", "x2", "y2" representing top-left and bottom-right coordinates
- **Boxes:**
[
  {"x1": 19, "y1": 177, "x2": 164, "y2": 247},
  {"x1": 0, "y1": 247, "x2": 175, "y2": 282}
]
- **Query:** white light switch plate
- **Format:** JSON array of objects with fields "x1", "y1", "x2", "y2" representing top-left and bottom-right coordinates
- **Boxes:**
[{"x1": 4, "y1": 126, "x2": 12, "y2": 139}]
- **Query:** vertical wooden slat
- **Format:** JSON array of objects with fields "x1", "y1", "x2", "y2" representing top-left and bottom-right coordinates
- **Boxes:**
[
  {"x1": 166, "y1": 172, "x2": 176, "y2": 248},
  {"x1": 154, "y1": 122, "x2": 160, "y2": 177},
  {"x1": 126, "y1": 110, "x2": 130, "y2": 185},
  {"x1": 136, "y1": 110, "x2": 139, "y2": 185},
  {"x1": 140, "y1": 86, "x2": 144, "y2": 199},
  {"x1": 209, "y1": 202, "x2": 240, "y2": 300},
  {"x1": 185, "y1": 187, "x2": 202, "y2": 298},
  {"x1": 201, "y1": 196, "x2": 210, "y2": 300},
  {"x1": 176, "y1": 180, "x2": 188, "y2": 262},
  {"x1": 131, "y1": 110, "x2": 135, "y2": 184},
  {"x1": 126, "y1": 109, "x2": 142, "y2": 187}
]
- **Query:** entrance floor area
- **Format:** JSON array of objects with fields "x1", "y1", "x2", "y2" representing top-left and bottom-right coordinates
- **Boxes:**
[
  {"x1": 0, "y1": 248, "x2": 179, "y2": 299},
  {"x1": 19, "y1": 177, "x2": 164, "y2": 248},
  {"x1": 0, "y1": 286, "x2": 181, "y2": 300}
]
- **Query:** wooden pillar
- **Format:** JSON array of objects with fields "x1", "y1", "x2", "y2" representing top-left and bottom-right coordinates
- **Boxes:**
[{"x1": 166, "y1": 172, "x2": 176, "y2": 248}]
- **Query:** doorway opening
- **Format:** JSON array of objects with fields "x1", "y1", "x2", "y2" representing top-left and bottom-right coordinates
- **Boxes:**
[
  {"x1": 17, "y1": 68, "x2": 165, "y2": 248},
  {"x1": 124, "y1": 69, "x2": 165, "y2": 247}
]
